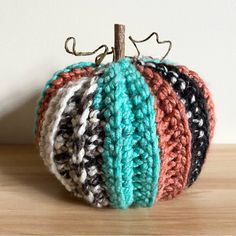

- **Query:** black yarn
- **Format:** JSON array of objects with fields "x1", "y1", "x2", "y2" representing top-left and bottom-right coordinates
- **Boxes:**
[
  {"x1": 53, "y1": 89, "x2": 85, "y2": 187},
  {"x1": 139, "y1": 61, "x2": 210, "y2": 186}
]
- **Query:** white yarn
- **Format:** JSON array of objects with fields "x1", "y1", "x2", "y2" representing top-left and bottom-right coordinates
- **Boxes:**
[
  {"x1": 39, "y1": 78, "x2": 88, "y2": 194},
  {"x1": 73, "y1": 76, "x2": 108, "y2": 207},
  {"x1": 39, "y1": 75, "x2": 108, "y2": 207}
]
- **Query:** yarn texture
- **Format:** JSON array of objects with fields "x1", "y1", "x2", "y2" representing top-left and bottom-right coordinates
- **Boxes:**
[
  {"x1": 53, "y1": 75, "x2": 108, "y2": 207},
  {"x1": 177, "y1": 65, "x2": 215, "y2": 141},
  {"x1": 36, "y1": 56, "x2": 215, "y2": 209},
  {"x1": 93, "y1": 58, "x2": 160, "y2": 208},
  {"x1": 136, "y1": 64, "x2": 191, "y2": 200},
  {"x1": 35, "y1": 65, "x2": 95, "y2": 141},
  {"x1": 142, "y1": 62, "x2": 210, "y2": 186}
]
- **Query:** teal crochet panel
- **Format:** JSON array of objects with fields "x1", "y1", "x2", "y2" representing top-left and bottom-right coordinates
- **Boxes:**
[
  {"x1": 93, "y1": 58, "x2": 160, "y2": 208},
  {"x1": 93, "y1": 60, "x2": 135, "y2": 208},
  {"x1": 122, "y1": 59, "x2": 160, "y2": 207}
]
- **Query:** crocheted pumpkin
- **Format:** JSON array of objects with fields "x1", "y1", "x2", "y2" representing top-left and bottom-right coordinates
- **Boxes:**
[{"x1": 35, "y1": 57, "x2": 215, "y2": 208}]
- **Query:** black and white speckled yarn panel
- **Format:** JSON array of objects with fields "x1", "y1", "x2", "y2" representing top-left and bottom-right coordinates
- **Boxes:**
[
  {"x1": 53, "y1": 76, "x2": 108, "y2": 207},
  {"x1": 73, "y1": 76, "x2": 108, "y2": 207},
  {"x1": 139, "y1": 61, "x2": 210, "y2": 186},
  {"x1": 53, "y1": 80, "x2": 87, "y2": 196},
  {"x1": 39, "y1": 78, "x2": 89, "y2": 194}
]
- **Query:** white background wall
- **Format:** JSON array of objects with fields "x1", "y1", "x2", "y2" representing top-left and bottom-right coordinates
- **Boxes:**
[{"x1": 0, "y1": 0, "x2": 235, "y2": 143}]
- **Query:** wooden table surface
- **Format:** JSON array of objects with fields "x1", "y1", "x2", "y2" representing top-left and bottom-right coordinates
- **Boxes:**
[{"x1": 0, "y1": 144, "x2": 235, "y2": 236}]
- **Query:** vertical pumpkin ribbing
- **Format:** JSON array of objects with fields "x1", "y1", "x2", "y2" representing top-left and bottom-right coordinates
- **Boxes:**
[
  {"x1": 36, "y1": 56, "x2": 215, "y2": 208},
  {"x1": 93, "y1": 61, "x2": 135, "y2": 208},
  {"x1": 136, "y1": 64, "x2": 192, "y2": 200},
  {"x1": 177, "y1": 65, "x2": 215, "y2": 142},
  {"x1": 35, "y1": 65, "x2": 95, "y2": 141},
  {"x1": 40, "y1": 76, "x2": 108, "y2": 207},
  {"x1": 122, "y1": 59, "x2": 160, "y2": 207},
  {"x1": 53, "y1": 78, "x2": 90, "y2": 196},
  {"x1": 93, "y1": 58, "x2": 160, "y2": 208},
  {"x1": 73, "y1": 75, "x2": 108, "y2": 207},
  {"x1": 143, "y1": 62, "x2": 210, "y2": 186},
  {"x1": 39, "y1": 78, "x2": 89, "y2": 193}
]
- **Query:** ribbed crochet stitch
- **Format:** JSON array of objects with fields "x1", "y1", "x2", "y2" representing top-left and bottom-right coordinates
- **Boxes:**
[
  {"x1": 142, "y1": 62, "x2": 210, "y2": 186},
  {"x1": 136, "y1": 64, "x2": 192, "y2": 200},
  {"x1": 35, "y1": 65, "x2": 95, "y2": 141},
  {"x1": 39, "y1": 79, "x2": 89, "y2": 192},
  {"x1": 93, "y1": 58, "x2": 160, "y2": 208},
  {"x1": 36, "y1": 56, "x2": 215, "y2": 208},
  {"x1": 177, "y1": 65, "x2": 215, "y2": 141},
  {"x1": 53, "y1": 75, "x2": 108, "y2": 207}
]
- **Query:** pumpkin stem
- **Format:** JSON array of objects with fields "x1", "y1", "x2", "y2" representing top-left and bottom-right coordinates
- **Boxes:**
[{"x1": 114, "y1": 24, "x2": 125, "y2": 61}]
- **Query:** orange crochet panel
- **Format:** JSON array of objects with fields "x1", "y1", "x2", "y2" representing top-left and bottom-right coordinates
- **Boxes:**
[{"x1": 136, "y1": 65, "x2": 192, "y2": 200}]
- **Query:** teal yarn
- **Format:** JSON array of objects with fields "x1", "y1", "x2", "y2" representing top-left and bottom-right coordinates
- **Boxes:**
[
  {"x1": 93, "y1": 58, "x2": 160, "y2": 208},
  {"x1": 122, "y1": 59, "x2": 160, "y2": 207},
  {"x1": 93, "y1": 60, "x2": 135, "y2": 208}
]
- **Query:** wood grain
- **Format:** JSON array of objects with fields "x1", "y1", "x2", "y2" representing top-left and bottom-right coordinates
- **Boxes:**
[
  {"x1": 114, "y1": 24, "x2": 125, "y2": 61},
  {"x1": 0, "y1": 144, "x2": 235, "y2": 235}
]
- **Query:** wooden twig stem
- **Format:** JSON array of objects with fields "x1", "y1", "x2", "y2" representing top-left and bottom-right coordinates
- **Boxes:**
[{"x1": 114, "y1": 24, "x2": 125, "y2": 61}]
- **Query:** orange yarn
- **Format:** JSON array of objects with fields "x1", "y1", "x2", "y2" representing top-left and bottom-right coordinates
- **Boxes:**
[
  {"x1": 177, "y1": 66, "x2": 215, "y2": 141},
  {"x1": 36, "y1": 67, "x2": 95, "y2": 141},
  {"x1": 137, "y1": 65, "x2": 192, "y2": 200}
]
